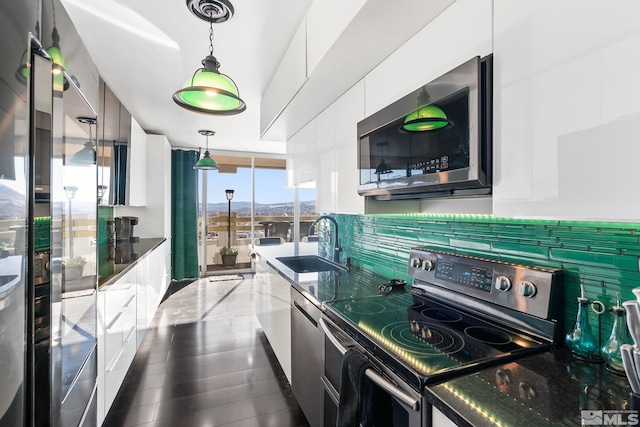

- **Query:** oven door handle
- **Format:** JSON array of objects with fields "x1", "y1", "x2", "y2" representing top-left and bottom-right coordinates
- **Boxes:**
[{"x1": 319, "y1": 317, "x2": 420, "y2": 412}]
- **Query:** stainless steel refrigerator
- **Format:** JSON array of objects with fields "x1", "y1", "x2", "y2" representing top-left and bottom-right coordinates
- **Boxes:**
[{"x1": 0, "y1": 0, "x2": 98, "y2": 425}]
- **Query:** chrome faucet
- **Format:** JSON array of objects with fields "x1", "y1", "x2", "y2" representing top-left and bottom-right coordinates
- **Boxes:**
[{"x1": 309, "y1": 215, "x2": 342, "y2": 264}]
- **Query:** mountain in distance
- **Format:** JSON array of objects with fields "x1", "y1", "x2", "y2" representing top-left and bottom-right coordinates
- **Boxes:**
[
  {"x1": 204, "y1": 200, "x2": 316, "y2": 216},
  {"x1": 0, "y1": 183, "x2": 26, "y2": 220}
]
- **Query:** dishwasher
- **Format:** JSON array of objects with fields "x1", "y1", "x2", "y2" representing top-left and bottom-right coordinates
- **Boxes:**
[{"x1": 291, "y1": 287, "x2": 323, "y2": 427}]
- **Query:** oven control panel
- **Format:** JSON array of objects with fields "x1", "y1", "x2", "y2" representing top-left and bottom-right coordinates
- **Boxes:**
[{"x1": 407, "y1": 248, "x2": 563, "y2": 320}]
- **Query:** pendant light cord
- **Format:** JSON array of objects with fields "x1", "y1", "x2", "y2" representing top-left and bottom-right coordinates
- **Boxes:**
[
  {"x1": 208, "y1": 14, "x2": 214, "y2": 56},
  {"x1": 51, "y1": 0, "x2": 56, "y2": 28}
]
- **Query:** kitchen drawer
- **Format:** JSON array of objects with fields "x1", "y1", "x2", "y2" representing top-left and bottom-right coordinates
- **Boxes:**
[
  {"x1": 104, "y1": 274, "x2": 136, "y2": 327},
  {"x1": 104, "y1": 294, "x2": 136, "y2": 370}
]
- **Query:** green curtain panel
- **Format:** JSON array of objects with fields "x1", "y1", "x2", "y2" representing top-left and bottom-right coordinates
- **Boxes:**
[
  {"x1": 171, "y1": 149, "x2": 199, "y2": 280},
  {"x1": 113, "y1": 143, "x2": 127, "y2": 204}
]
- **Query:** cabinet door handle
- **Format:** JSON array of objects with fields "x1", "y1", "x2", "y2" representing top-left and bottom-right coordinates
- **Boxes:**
[
  {"x1": 106, "y1": 312, "x2": 123, "y2": 331},
  {"x1": 124, "y1": 295, "x2": 135, "y2": 308},
  {"x1": 125, "y1": 325, "x2": 136, "y2": 343},
  {"x1": 106, "y1": 348, "x2": 124, "y2": 372}
]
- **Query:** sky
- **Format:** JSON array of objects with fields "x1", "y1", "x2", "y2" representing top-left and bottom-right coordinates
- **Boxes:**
[{"x1": 200, "y1": 167, "x2": 315, "y2": 204}]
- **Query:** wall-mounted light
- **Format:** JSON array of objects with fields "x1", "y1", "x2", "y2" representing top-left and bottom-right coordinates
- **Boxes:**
[
  {"x1": 194, "y1": 130, "x2": 219, "y2": 170},
  {"x1": 172, "y1": 0, "x2": 245, "y2": 115}
]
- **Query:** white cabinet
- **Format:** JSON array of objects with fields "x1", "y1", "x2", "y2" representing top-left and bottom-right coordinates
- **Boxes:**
[
  {"x1": 311, "y1": 81, "x2": 365, "y2": 214},
  {"x1": 113, "y1": 135, "x2": 171, "y2": 238},
  {"x1": 364, "y1": 0, "x2": 492, "y2": 117},
  {"x1": 286, "y1": 119, "x2": 316, "y2": 187},
  {"x1": 260, "y1": 21, "x2": 308, "y2": 140},
  {"x1": 97, "y1": 240, "x2": 171, "y2": 425},
  {"x1": 305, "y1": 0, "x2": 367, "y2": 75},
  {"x1": 493, "y1": 0, "x2": 640, "y2": 221},
  {"x1": 333, "y1": 81, "x2": 365, "y2": 214},
  {"x1": 103, "y1": 270, "x2": 137, "y2": 413},
  {"x1": 126, "y1": 117, "x2": 147, "y2": 206},
  {"x1": 254, "y1": 254, "x2": 292, "y2": 383},
  {"x1": 146, "y1": 240, "x2": 170, "y2": 324},
  {"x1": 431, "y1": 406, "x2": 458, "y2": 427}
]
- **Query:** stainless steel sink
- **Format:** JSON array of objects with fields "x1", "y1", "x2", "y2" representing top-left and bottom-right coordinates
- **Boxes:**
[{"x1": 276, "y1": 255, "x2": 346, "y2": 273}]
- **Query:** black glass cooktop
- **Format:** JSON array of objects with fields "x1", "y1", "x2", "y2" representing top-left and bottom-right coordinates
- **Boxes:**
[{"x1": 324, "y1": 290, "x2": 551, "y2": 389}]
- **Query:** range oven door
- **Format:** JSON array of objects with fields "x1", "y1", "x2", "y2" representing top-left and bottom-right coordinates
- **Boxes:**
[{"x1": 319, "y1": 316, "x2": 425, "y2": 427}]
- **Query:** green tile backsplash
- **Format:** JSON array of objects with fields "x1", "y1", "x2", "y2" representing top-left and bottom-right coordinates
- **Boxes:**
[{"x1": 317, "y1": 213, "x2": 640, "y2": 345}]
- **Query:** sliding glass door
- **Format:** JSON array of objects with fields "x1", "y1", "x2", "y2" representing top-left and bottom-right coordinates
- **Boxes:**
[{"x1": 197, "y1": 161, "x2": 316, "y2": 274}]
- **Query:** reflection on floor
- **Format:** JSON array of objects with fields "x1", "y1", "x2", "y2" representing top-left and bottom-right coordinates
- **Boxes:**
[{"x1": 103, "y1": 276, "x2": 310, "y2": 427}]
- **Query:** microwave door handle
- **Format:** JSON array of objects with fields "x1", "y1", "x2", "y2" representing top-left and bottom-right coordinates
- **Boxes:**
[{"x1": 319, "y1": 317, "x2": 420, "y2": 412}]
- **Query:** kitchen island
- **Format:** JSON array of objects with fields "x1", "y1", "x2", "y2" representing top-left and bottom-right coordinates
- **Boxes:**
[{"x1": 252, "y1": 243, "x2": 632, "y2": 426}]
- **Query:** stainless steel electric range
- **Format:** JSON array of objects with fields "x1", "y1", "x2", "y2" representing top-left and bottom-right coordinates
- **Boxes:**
[{"x1": 320, "y1": 248, "x2": 563, "y2": 426}]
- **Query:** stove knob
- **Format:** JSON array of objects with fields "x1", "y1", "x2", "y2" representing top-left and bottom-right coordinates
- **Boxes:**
[
  {"x1": 495, "y1": 368, "x2": 512, "y2": 386},
  {"x1": 495, "y1": 275, "x2": 512, "y2": 292},
  {"x1": 518, "y1": 381, "x2": 536, "y2": 400},
  {"x1": 422, "y1": 259, "x2": 434, "y2": 271},
  {"x1": 410, "y1": 257, "x2": 422, "y2": 268},
  {"x1": 518, "y1": 281, "x2": 537, "y2": 298}
]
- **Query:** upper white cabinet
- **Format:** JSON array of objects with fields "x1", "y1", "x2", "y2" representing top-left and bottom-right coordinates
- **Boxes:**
[
  {"x1": 114, "y1": 135, "x2": 171, "y2": 238},
  {"x1": 305, "y1": 0, "x2": 367, "y2": 75},
  {"x1": 127, "y1": 117, "x2": 147, "y2": 206},
  {"x1": 261, "y1": 0, "x2": 456, "y2": 141},
  {"x1": 314, "y1": 81, "x2": 365, "y2": 214},
  {"x1": 260, "y1": 22, "x2": 308, "y2": 140},
  {"x1": 364, "y1": 0, "x2": 492, "y2": 117},
  {"x1": 287, "y1": 119, "x2": 316, "y2": 187},
  {"x1": 493, "y1": 0, "x2": 640, "y2": 221}
]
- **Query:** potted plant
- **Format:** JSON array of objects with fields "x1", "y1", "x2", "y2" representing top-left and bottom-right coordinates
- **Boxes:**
[
  {"x1": 220, "y1": 247, "x2": 238, "y2": 266},
  {"x1": 63, "y1": 256, "x2": 86, "y2": 281}
]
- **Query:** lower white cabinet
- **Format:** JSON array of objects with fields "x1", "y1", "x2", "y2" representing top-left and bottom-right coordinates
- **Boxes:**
[
  {"x1": 97, "y1": 240, "x2": 170, "y2": 425},
  {"x1": 254, "y1": 254, "x2": 292, "y2": 383}
]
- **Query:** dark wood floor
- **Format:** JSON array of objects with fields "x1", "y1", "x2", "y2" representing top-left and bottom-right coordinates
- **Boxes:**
[{"x1": 103, "y1": 276, "x2": 310, "y2": 427}]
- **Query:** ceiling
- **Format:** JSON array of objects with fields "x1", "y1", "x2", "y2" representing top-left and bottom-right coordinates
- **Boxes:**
[{"x1": 60, "y1": 0, "x2": 312, "y2": 158}]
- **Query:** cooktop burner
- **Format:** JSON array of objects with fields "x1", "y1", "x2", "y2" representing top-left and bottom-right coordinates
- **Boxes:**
[
  {"x1": 344, "y1": 300, "x2": 386, "y2": 315},
  {"x1": 323, "y1": 247, "x2": 564, "y2": 390},
  {"x1": 421, "y1": 307, "x2": 462, "y2": 323},
  {"x1": 384, "y1": 320, "x2": 465, "y2": 356},
  {"x1": 464, "y1": 326, "x2": 513, "y2": 345}
]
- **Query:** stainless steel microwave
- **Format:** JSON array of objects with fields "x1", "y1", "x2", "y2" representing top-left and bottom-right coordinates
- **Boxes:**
[{"x1": 357, "y1": 55, "x2": 492, "y2": 200}]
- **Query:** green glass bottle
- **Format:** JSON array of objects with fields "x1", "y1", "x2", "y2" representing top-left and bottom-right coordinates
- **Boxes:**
[
  {"x1": 601, "y1": 295, "x2": 631, "y2": 373},
  {"x1": 566, "y1": 295, "x2": 601, "y2": 362}
]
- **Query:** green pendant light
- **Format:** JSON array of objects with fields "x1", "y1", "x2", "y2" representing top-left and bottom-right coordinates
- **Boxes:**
[
  {"x1": 194, "y1": 130, "x2": 219, "y2": 170},
  {"x1": 374, "y1": 142, "x2": 392, "y2": 175},
  {"x1": 15, "y1": 0, "x2": 40, "y2": 85},
  {"x1": 173, "y1": 0, "x2": 245, "y2": 116},
  {"x1": 401, "y1": 105, "x2": 451, "y2": 132},
  {"x1": 71, "y1": 117, "x2": 97, "y2": 165},
  {"x1": 46, "y1": 0, "x2": 69, "y2": 91}
]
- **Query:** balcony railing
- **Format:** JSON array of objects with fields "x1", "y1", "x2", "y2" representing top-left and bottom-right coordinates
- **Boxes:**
[{"x1": 198, "y1": 213, "x2": 317, "y2": 267}]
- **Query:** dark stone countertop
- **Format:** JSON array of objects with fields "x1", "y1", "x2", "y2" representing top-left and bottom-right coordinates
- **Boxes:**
[
  {"x1": 426, "y1": 347, "x2": 632, "y2": 426},
  {"x1": 253, "y1": 244, "x2": 633, "y2": 426},
  {"x1": 98, "y1": 237, "x2": 166, "y2": 288}
]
